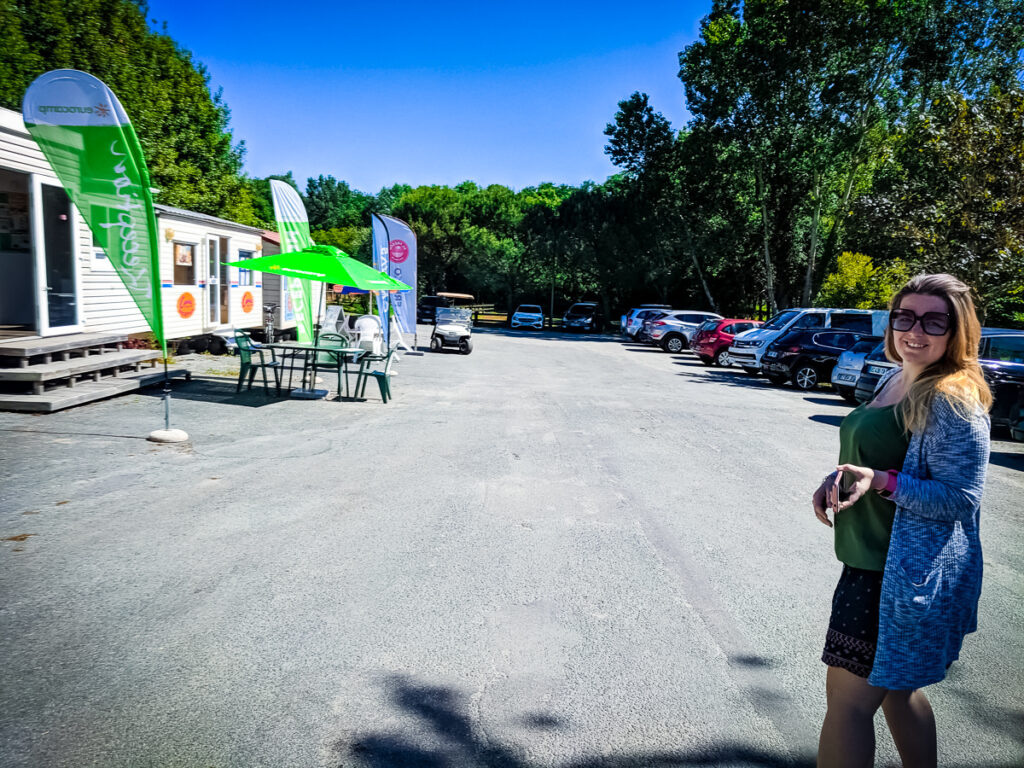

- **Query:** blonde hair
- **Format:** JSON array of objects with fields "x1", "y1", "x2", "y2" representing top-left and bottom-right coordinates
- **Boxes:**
[{"x1": 884, "y1": 273, "x2": 992, "y2": 433}]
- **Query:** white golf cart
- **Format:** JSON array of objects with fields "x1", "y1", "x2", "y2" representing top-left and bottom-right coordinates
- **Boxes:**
[{"x1": 430, "y1": 307, "x2": 473, "y2": 354}]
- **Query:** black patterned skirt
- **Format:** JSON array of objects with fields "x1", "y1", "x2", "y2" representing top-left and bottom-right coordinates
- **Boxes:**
[{"x1": 821, "y1": 564, "x2": 885, "y2": 678}]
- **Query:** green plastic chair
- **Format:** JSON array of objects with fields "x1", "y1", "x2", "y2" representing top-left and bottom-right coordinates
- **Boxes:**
[
  {"x1": 315, "y1": 333, "x2": 349, "y2": 395},
  {"x1": 356, "y1": 345, "x2": 398, "y2": 403},
  {"x1": 234, "y1": 331, "x2": 281, "y2": 395}
]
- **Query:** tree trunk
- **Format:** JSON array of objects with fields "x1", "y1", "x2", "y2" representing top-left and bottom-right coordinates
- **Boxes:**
[
  {"x1": 678, "y1": 217, "x2": 717, "y2": 313},
  {"x1": 802, "y1": 170, "x2": 823, "y2": 306},
  {"x1": 755, "y1": 163, "x2": 778, "y2": 315}
]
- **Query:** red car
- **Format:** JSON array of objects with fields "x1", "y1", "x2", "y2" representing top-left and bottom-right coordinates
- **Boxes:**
[{"x1": 690, "y1": 318, "x2": 763, "y2": 367}]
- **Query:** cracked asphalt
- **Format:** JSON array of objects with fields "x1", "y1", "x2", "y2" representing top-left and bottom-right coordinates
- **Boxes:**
[{"x1": 1, "y1": 326, "x2": 1022, "y2": 768}]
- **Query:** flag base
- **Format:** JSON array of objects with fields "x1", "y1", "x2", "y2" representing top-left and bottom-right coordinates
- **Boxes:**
[
  {"x1": 147, "y1": 428, "x2": 189, "y2": 443},
  {"x1": 289, "y1": 388, "x2": 329, "y2": 400}
]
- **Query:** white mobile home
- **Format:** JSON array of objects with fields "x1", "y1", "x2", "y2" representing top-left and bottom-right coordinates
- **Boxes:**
[{"x1": 0, "y1": 105, "x2": 264, "y2": 344}]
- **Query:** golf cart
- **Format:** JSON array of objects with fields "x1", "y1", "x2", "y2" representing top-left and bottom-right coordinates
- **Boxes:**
[
  {"x1": 431, "y1": 307, "x2": 473, "y2": 354},
  {"x1": 428, "y1": 292, "x2": 475, "y2": 354}
]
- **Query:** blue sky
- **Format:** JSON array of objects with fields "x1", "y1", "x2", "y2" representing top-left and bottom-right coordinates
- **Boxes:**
[{"x1": 145, "y1": 1, "x2": 712, "y2": 194}]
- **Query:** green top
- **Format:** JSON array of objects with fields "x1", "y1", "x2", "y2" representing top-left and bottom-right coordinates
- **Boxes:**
[{"x1": 835, "y1": 403, "x2": 910, "y2": 571}]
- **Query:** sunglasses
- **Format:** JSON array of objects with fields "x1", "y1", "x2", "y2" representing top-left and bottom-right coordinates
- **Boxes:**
[{"x1": 889, "y1": 308, "x2": 951, "y2": 336}]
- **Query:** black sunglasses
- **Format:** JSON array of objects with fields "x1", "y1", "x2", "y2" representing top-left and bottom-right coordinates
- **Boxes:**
[{"x1": 889, "y1": 308, "x2": 951, "y2": 336}]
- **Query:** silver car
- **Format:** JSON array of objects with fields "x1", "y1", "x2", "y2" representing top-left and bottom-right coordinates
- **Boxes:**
[
  {"x1": 648, "y1": 310, "x2": 723, "y2": 352},
  {"x1": 831, "y1": 338, "x2": 883, "y2": 403}
]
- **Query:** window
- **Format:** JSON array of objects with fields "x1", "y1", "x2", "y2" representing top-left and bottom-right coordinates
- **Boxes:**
[
  {"x1": 722, "y1": 324, "x2": 735, "y2": 334},
  {"x1": 173, "y1": 242, "x2": 195, "y2": 285},
  {"x1": 237, "y1": 249, "x2": 255, "y2": 286},
  {"x1": 796, "y1": 313, "x2": 826, "y2": 329},
  {"x1": 985, "y1": 336, "x2": 1024, "y2": 364}
]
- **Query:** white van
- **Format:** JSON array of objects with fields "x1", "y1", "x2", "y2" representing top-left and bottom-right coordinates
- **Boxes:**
[{"x1": 728, "y1": 308, "x2": 888, "y2": 374}]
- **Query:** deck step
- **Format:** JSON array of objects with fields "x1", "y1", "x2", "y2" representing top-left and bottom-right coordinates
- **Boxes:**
[
  {"x1": 0, "y1": 368, "x2": 190, "y2": 413},
  {"x1": 0, "y1": 349, "x2": 160, "y2": 383},
  {"x1": 0, "y1": 332, "x2": 129, "y2": 359}
]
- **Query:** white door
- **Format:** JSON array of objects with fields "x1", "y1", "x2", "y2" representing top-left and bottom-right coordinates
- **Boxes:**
[
  {"x1": 33, "y1": 177, "x2": 81, "y2": 336},
  {"x1": 207, "y1": 237, "x2": 219, "y2": 326}
]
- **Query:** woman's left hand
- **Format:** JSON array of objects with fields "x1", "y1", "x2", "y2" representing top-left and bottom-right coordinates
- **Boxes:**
[{"x1": 833, "y1": 464, "x2": 877, "y2": 511}]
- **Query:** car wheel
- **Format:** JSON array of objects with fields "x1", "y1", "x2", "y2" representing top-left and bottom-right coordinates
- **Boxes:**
[
  {"x1": 742, "y1": 366, "x2": 760, "y2": 377},
  {"x1": 699, "y1": 355, "x2": 714, "y2": 366},
  {"x1": 663, "y1": 335, "x2": 685, "y2": 354},
  {"x1": 459, "y1": 338, "x2": 473, "y2": 354},
  {"x1": 430, "y1": 335, "x2": 442, "y2": 352},
  {"x1": 714, "y1": 348, "x2": 731, "y2": 367},
  {"x1": 767, "y1": 373, "x2": 789, "y2": 386},
  {"x1": 793, "y1": 364, "x2": 819, "y2": 390}
]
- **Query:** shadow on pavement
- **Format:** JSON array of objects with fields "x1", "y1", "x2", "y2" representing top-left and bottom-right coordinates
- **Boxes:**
[
  {"x1": 801, "y1": 397, "x2": 851, "y2": 409},
  {"x1": 471, "y1": 327, "x2": 621, "y2": 343},
  {"x1": 808, "y1": 414, "x2": 844, "y2": 428},
  {"x1": 136, "y1": 376, "x2": 283, "y2": 408},
  {"x1": 988, "y1": 450, "x2": 1024, "y2": 472},
  {"x1": 336, "y1": 676, "x2": 817, "y2": 768}
]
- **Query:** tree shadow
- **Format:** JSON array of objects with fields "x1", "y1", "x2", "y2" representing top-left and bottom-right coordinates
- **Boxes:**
[
  {"x1": 135, "y1": 376, "x2": 283, "y2": 408},
  {"x1": 335, "y1": 676, "x2": 817, "y2": 768}
]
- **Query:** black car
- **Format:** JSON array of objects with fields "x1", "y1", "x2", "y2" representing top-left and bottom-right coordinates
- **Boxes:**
[
  {"x1": 853, "y1": 329, "x2": 1024, "y2": 436},
  {"x1": 562, "y1": 302, "x2": 602, "y2": 332},
  {"x1": 762, "y1": 329, "x2": 873, "y2": 390},
  {"x1": 979, "y1": 329, "x2": 1024, "y2": 436},
  {"x1": 417, "y1": 295, "x2": 453, "y2": 324}
]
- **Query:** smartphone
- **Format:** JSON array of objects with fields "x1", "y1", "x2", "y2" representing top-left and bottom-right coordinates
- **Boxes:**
[{"x1": 835, "y1": 470, "x2": 853, "y2": 508}]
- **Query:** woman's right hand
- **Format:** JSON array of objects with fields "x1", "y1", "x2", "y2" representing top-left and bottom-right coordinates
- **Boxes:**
[{"x1": 813, "y1": 472, "x2": 838, "y2": 528}]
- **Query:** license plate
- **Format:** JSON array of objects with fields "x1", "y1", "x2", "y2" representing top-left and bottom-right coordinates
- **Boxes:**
[
  {"x1": 836, "y1": 373, "x2": 855, "y2": 382},
  {"x1": 867, "y1": 365, "x2": 887, "y2": 375},
  {"x1": 764, "y1": 351, "x2": 777, "y2": 359}
]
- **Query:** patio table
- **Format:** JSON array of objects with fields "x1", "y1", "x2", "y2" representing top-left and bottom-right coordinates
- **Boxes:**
[{"x1": 265, "y1": 342, "x2": 366, "y2": 399}]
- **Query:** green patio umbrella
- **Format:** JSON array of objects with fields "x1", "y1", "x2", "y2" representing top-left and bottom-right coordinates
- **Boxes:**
[{"x1": 226, "y1": 244, "x2": 411, "y2": 292}]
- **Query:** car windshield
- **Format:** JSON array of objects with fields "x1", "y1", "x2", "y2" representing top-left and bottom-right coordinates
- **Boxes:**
[
  {"x1": 697, "y1": 320, "x2": 720, "y2": 332},
  {"x1": 517, "y1": 305, "x2": 541, "y2": 314},
  {"x1": 568, "y1": 304, "x2": 596, "y2": 314},
  {"x1": 435, "y1": 308, "x2": 472, "y2": 325},
  {"x1": 762, "y1": 310, "x2": 800, "y2": 330}
]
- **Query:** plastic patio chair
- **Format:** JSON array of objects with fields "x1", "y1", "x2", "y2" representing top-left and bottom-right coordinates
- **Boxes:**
[
  {"x1": 234, "y1": 330, "x2": 282, "y2": 395},
  {"x1": 353, "y1": 314, "x2": 384, "y2": 356},
  {"x1": 355, "y1": 345, "x2": 398, "y2": 403},
  {"x1": 314, "y1": 332, "x2": 349, "y2": 394}
]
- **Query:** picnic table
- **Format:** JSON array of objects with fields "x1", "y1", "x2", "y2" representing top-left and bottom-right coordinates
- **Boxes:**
[{"x1": 265, "y1": 341, "x2": 366, "y2": 400}]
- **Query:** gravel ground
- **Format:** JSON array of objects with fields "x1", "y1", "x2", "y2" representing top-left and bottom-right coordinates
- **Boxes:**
[{"x1": 1, "y1": 326, "x2": 1021, "y2": 768}]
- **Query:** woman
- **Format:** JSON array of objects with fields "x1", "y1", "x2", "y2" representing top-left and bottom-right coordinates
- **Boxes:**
[{"x1": 812, "y1": 273, "x2": 992, "y2": 767}]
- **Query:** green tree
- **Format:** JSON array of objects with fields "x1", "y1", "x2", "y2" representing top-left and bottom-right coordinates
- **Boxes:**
[
  {"x1": 0, "y1": 0, "x2": 258, "y2": 224},
  {"x1": 814, "y1": 252, "x2": 909, "y2": 309}
]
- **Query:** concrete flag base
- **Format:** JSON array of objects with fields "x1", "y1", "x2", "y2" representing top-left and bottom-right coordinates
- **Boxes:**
[{"x1": 147, "y1": 428, "x2": 189, "y2": 443}]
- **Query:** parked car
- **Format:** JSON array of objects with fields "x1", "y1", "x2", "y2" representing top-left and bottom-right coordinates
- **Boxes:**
[
  {"x1": 854, "y1": 329, "x2": 1024, "y2": 418},
  {"x1": 563, "y1": 302, "x2": 602, "y2": 331},
  {"x1": 648, "y1": 310, "x2": 723, "y2": 351},
  {"x1": 729, "y1": 308, "x2": 888, "y2": 375},
  {"x1": 831, "y1": 339, "x2": 884, "y2": 403},
  {"x1": 853, "y1": 344, "x2": 899, "y2": 403},
  {"x1": 638, "y1": 310, "x2": 673, "y2": 343},
  {"x1": 979, "y1": 329, "x2": 1024, "y2": 436},
  {"x1": 624, "y1": 306, "x2": 672, "y2": 338},
  {"x1": 417, "y1": 295, "x2": 453, "y2": 324},
  {"x1": 690, "y1": 318, "x2": 763, "y2": 364},
  {"x1": 510, "y1": 304, "x2": 544, "y2": 330},
  {"x1": 762, "y1": 329, "x2": 871, "y2": 390}
]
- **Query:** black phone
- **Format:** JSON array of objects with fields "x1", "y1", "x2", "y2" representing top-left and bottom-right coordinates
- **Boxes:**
[{"x1": 837, "y1": 471, "x2": 853, "y2": 503}]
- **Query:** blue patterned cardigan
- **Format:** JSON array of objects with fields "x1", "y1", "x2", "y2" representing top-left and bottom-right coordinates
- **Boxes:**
[{"x1": 867, "y1": 367, "x2": 991, "y2": 690}]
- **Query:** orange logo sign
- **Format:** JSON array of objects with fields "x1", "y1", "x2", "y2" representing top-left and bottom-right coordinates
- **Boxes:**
[
  {"x1": 242, "y1": 291, "x2": 254, "y2": 313},
  {"x1": 177, "y1": 292, "x2": 195, "y2": 319}
]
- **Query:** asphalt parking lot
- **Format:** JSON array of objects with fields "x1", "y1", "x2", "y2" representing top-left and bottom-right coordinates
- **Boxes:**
[{"x1": 2, "y1": 327, "x2": 1022, "y2": 768}]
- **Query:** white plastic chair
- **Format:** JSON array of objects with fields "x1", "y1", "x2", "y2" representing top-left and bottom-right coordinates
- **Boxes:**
[{"x1": 353, "y1": 314, "x2": 384, "y2": 356}]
